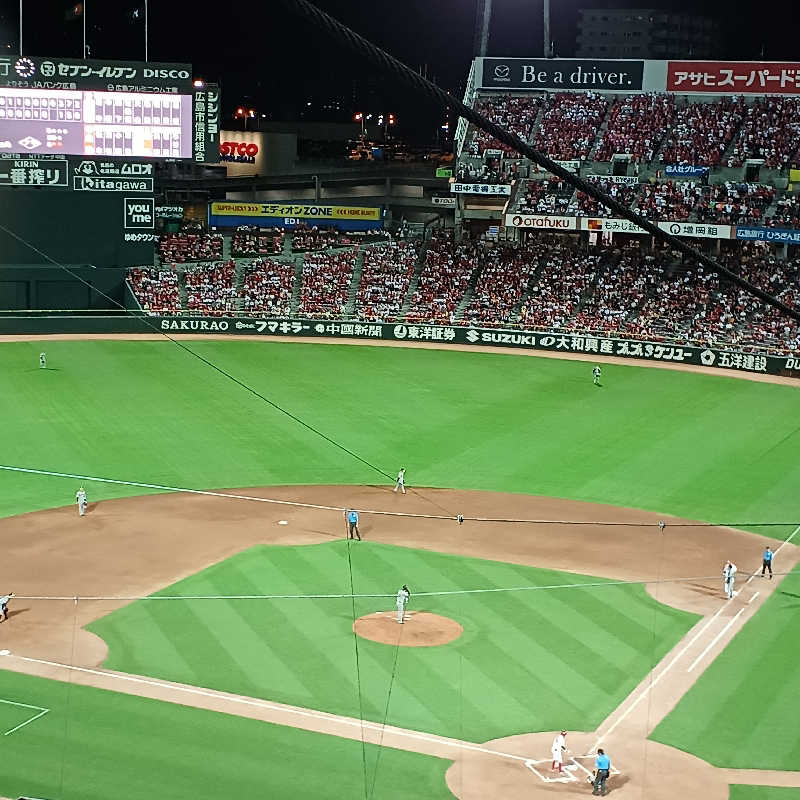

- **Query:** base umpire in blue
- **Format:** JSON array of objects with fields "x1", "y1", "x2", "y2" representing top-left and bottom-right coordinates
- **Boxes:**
[{"x1": 346, "y1": 509, "x2": 361, "y2": 541}]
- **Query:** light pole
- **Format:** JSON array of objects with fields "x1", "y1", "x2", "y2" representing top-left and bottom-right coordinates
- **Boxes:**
[{"x1": 543, "y1": 0, "x2": 551, "y2": 57}]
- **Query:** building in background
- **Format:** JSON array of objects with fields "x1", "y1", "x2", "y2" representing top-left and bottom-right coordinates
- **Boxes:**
[{"x1": 576, "y1": 9, "x2": 722, "y2": 59}]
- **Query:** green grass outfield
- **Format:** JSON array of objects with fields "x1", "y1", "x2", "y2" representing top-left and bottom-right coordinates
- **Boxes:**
[
  {"x1": 1, "y1": 339, "x2": 799, "y2": 533},
  {"x1": 0, "y1": 670, "x2": 453, "y2": 800},
  {"x1": 729, "y1": 789, "x2": 800, "y2": 800},
  {"x1": 651, "y1": 561, "x2": 800, "y2": 771},
  {"x1": 88, "y1": 540, "x2": 697, "y2": 742},
  {"x1": 2, "y1": 338, "x2": 800, "y2": 796}
]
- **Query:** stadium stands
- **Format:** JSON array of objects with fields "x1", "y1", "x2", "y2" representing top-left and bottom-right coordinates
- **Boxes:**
[
  {"x1": 241, "y1": 258, "x2": 295, "y2": 315},
  {"x1": 728, "y1": 98, "x2": 800, "y2": 169},
  {"x1": 570, "y1": 176, "x2": 639, "y2": 218},
  {"x1": 355, "y1": 242, "x2": 418, "y2": 321},
  {"x1": 594, "y1": 93, "x2": 675, "y2": 163},
  {"x1": 532, "y1": 92, "x2": 609, "y2": 161},
  {"x1": 298, "y1": 250, "x2": 358, "y2": 317},
  {"x1": 636, "y1": 180, "x2": 700, "y2": 221},
  {"x1": 231, "y1": 227, "x2": 285, "y2": 257},
  {"x1": 469, "y1": 94, "x2": 542, "y2": 156},
  {"x1": 127, "y1": 268, "x2": 180, "y2": 314},
  {"x1": 184, "y1": 260, "x2": 238, "y2": 315},
  {"x1": 159, "y1": 232, "x2": 224, "y2": 264},
  {"x1": 695, "y1": 182, "x2": 776, "y2": 225}
]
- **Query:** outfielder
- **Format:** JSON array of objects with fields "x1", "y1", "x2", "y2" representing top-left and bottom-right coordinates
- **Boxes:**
[
  {"x1": 396, "y1": 584, "x2": 410, "y2": 623},
  {"x1": 551, "y1": 730, "x2": 569, "y2": 773},
  {"x1": 592, "y1": 365, "x2": 602, "y2": 386},
  {"x1": 39, "y1": 352, "x2": 47, "y2": 369},
  {"x1": 76, "y1": 486, "x2": 87, "y2": 517},
  {"x1": 723, "y1": 560, "x2": 737, "y2": 599},
  {"x1": 394, "y1": 468, "x2": 406, "y2": 494}
]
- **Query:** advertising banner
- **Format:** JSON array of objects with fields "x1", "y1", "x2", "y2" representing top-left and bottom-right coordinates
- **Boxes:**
[
  {"x1": 585, "y1": 174, "x2": 639, "y2": 185},
  {"x1": 480, "y1": 58, "x2": 644, "y2": 91},
  {"x1": 432, "y1": 196, "x2": 457, "y2": 207},
  {"x1": 0, "y1": 157, "x2": 68, "y2": 186},
  {"x1": 218, "y1": 131, "x2": 264, "y2": 176},
  {"x1": 664, "y1": 164, "x2": 709, "y2": 177},
  {"x1": 71, "y1": 158, "x2": 153, "y2": 193},
  {"x1": 506, "y1": 213, "x2": 578, "y2": 230},
  {"x1": 435, "y1": 167, "x2": 453, "y2": 178},
  {"x1": 209, "y1": 202, "x2": 383, "y2": 231},
  {"x1": 450, "y1": 182, "x2": 512, "y2": 195},
  {"x1": 531, "y1": 160, "x2": 581, "y2": 174},
  {"x1": 736, "y1": 226, "x2": 800, "y2": 245},
  {"x1": 137, "y1": 316, "x2": 796, "y2": 377},
  {"x1": 0, "y1": 55, "x2": 193, "y2": 94},
  {"x1": 193, "y1": 83, "x2": 220, "y2": 164},
  {"x1": 666, "y1": 61, "x2": 800, "y2": 95},
  {"x1": 581, "y1": 217, "x2": 732, "y2": 239}
]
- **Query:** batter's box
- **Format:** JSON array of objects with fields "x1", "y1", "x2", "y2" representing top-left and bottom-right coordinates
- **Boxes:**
[
  {"x1": 0, "y1": 698, "x2": 49, "y2": 736},
  {"x1": 525, "y1": 756, "x2": 621, "y2": 784}
]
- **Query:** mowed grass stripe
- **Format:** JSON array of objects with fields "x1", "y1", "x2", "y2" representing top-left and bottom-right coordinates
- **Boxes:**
[
  {"x1": 651, "y1": 565, "x2": 800, "y2": 770},
  {"x1": 90, "y1": 540, "x2": 697, "y2": 742},
  {"x1": 0, "y1": 669, "x2": 453, "y2": 800}
]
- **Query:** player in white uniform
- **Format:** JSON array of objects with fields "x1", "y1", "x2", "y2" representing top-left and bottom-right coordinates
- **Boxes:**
[
  {"x1": 723, "y1": 560, "x2": 737, "y2": 599},
  {"x1": 39, "y1": 352, "x2": 47, "y2": 369},
  {"x1": 76, "y1": 487, "x2": 87, "y2": 517},
  {"x1": 396, "y1": 585, "x2": 410, "y2": 623},
  {"x1": 394, "y1": 468, "x2": 406, "y2": 494},
  {"x1": 551, "y1": 730, "x2": 569, "y2": 773},
  {"x1": 592, "y1": 365, "x2": 602, "y2": 385}
]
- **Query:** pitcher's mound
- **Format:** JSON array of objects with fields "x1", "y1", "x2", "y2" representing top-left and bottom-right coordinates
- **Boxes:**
[{"x1": 353, "y1": 611, "x2": 463, "y2": 647}]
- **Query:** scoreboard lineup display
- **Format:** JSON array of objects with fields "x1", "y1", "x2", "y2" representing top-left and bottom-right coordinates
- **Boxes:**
[
  {"x1": 0, "y1": 88, "x2": 193, "y2": 159},
  {"x1": 0, "y1": 55, "x2": 220, "y2": 270}
]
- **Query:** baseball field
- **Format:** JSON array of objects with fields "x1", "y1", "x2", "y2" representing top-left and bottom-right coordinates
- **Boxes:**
[{"x1": 1, "y1": 335, "x2": 799, "y2": 800}]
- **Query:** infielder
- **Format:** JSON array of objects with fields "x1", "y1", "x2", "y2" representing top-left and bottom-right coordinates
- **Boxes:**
[
  {"x1": 394, "y1": 468, "x2": 406, "y2": 494},
  {"x1": 551, "y1": 730, "x2": 569, "y2": 773},
  {"x1": 592, "y1": 365, "x2": 602, "y2": 386},
  {"x1": 346, "y1": 509, "x2": 361, "y2": 541},
  {"x1": 396, "y1": 584, "x2": 410, "y2": 623},
  {"x1": 39, "y1": 352, "x2": 47, "y2": 369},
  {"x1": 723, "y1": 560, "x2": 737, "y2": 599},
  {"x1": 0, "y1": 592, "x2": 13, "y2": 622},
  {"x1": 76, "y1": 486, "x2": 87, "y2": 517}
]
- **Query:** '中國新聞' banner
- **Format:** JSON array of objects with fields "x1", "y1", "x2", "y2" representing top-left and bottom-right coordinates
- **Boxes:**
[
  {"x1": 667, "y1": 61, "x2": 800, "y2": 95},
  {"x1": 480, "y1": 58, "x2": 644, "y2": 91},
  {"x1": 0, "y1": 55, "x2": 192, "y2": 93}
]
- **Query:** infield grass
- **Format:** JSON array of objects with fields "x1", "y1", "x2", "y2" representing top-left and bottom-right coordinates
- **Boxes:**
[
  {"x1": 0, "y1": 669, "x2": 454, "y2": 800},
  {"x1": 88, "y1": 540, "x2": 697, "y2": 742},
  {"x1": 651, "y1": 561, "x2": 800, "y2": 771}
]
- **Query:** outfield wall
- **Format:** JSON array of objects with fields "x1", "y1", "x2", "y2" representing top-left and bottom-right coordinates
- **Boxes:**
[{"x1": 1, "y1": 312, "x2": 799, "y2": 379}]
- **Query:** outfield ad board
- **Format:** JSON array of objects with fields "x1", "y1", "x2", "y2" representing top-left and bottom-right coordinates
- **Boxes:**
[{"x1": 208, "y1": 201, "x2": 383, "y2": 231}]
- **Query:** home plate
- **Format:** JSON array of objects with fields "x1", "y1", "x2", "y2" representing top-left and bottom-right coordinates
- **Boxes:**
[
  {"x1": 278, "y1": 520, "x2": 288, "y2": 526},
  {"x1": 564, "y1": 765, "x2": 578, "y2": 771}
]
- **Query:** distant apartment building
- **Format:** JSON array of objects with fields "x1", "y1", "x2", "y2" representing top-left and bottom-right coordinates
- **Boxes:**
[{"x1": 576, "y1": 9, "x2": 722, "y2": 59}]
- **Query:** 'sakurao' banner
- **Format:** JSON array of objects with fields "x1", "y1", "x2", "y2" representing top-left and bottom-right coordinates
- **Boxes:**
[
  {"x1": 667, "y1": 61, "x2": 800, "y2": 95},
  {"x1": 210, "y1": 202, "x2": 381, "y2": 221}
]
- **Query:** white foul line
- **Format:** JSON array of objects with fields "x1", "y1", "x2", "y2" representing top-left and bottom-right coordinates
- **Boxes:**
[
  {"x1": 686, "y1": 609, "x2": 745, "y2": 673},
  {"x1": 1, "y1": 653, "x2": 533, "y2": 764},
  {"x1": 0, "y1": 698, "x2": 50, "y2": 737},
  {"x1": 748, "y1": 592, "x2": 760, "y2": 604}
]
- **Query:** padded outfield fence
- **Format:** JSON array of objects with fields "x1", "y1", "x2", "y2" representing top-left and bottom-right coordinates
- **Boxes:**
[{"x1": 2, "y1": 311, "x2": 800, "y2": 379}]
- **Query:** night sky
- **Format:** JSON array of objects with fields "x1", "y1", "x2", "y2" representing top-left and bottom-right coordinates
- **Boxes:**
[{"x1": 0, "y1": 0, "x2": 795, "y2": 142}]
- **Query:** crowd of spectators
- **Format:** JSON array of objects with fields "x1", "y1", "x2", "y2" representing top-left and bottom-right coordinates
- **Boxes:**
[
  {"x1": 518, "y1": 244, "x2": 602, "y2": 329},
  {"x1": 355, "y1": 242, "x2": 418, "y2": 321},
  {"x1": 637, "y1": 180, "x2": 701, "y2": 221},
  {"x1": 184, "y1": 260, "x2": 238, "y2": 315},
  {"x1": 127, "y1": 268, "x2": 180, "y2": 314},
  {"x1": 695, "y1": 182, "x2": 776, "y2": 226},
  {"x1": 469, "y1": 94, "x2": 542, "y2": 155},
  {"x1": 241, "y1": 258, "x2": 295, "y2": 315},
  {"x1": 727, "y1": 98, "x2": 800, "y2": 169},
  {"x1": 298, "y1": 250, "x2": 358, "y2": 317},
  {"x1": 768, "y1": 194, "x2": 800, "y2": 228},
  {"x1": 533, "y1": 92, "x2": 609, "y2": 161},
  {"x1": 457, "y1": 156, "x2": 517, "y2": 185},
  {"x1": 659, "y1": 98, "x2": 746, "y2": 167},
  {"x1": 406, "y1": 232, "x2": 478, "y2": 324},
  {"x1": 231, "y1": 226, "x2": 285, "y2": 257},
  {"x1": 571, "y1": 251, "x2": 666, "y2": 333},
  {"x1": 159, "y1": 232, "x2": 223, "y2": 264},
  {"x1": 463, "y1": 242, "x2": 543, "y2": 324},
  {"x1": 516, "y1": 176, "x2": 574, "y2": 215},
  {"x1": 292, "y1": 225, "x2": 342, "y2": 252},
  {"x1": 594, "y1": 93, "x2": 675, "y2": 164},
  {"x1": 570, "y1": 176, "x2": 639, "y2": 218}
]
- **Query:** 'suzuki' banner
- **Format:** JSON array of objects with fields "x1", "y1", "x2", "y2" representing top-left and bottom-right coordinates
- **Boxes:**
[{"x1": 667, "y1": 61, "x2": 800, "y2": 94}]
